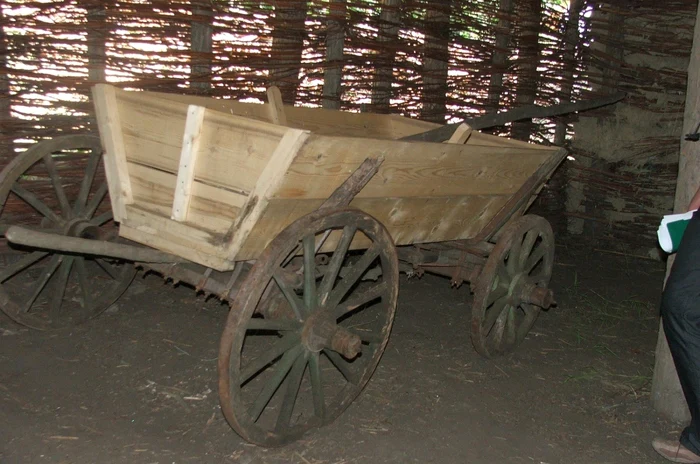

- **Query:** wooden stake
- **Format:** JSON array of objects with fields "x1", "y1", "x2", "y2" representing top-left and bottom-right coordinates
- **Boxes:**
[
  {"x1": 267, "y1": 86, "x2": 288, "y2": 125},
  {"x1": 172, "y1": 105, "x2": 206, "y2": 222}
]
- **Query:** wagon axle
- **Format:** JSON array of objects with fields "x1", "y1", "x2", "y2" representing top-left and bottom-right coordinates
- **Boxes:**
[{"x1": 301, "y1": 310, "x2": 363, "y2": 359}]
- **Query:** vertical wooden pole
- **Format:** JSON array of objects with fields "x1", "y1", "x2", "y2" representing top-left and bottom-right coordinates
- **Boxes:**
[
  {"x1": 486, "y1": 0, "x2": 514, "y2": 114},
  {"x1": 86, "y1": 4, "x2": 107, "y2": 84},
  {"x1": 322, "y1": 0, "x2": 347, "y2": 110},
  {"x1": 651, "y1": 2, "x2": 700, "y2": 423},
  {"x1": 372, "y1": 0, "x2": 401, "y2": 114},
  {"x1": 511, "y1": 0, "x2": 542, "y2": 141},
  {"x1": 191, "y1": 1, "x2": 213, "y2": 92},
  {"x1": 554, "y1": 0, "x2": 584, "y2": 146},
  {"x1": 422, "y1": 0, "x2": 451, "y2": 123},
  {"x1": 0, "y1": 6, "x2": 12, "y2": 166},
  {"x1": 269, "y1": 0, "x2": 308, "y2": 105}
]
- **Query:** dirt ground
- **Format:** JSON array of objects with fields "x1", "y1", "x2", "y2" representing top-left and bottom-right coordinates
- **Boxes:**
[{"x1": 0, "y1": 243, "x2": 681, "y2": 464}]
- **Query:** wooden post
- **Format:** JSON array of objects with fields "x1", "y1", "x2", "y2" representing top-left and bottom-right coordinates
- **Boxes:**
[
  {"x1": 372, "y1": 0, "x2": 401, "y2": 114},
  {"x1": 322, "y1": 0, "x2": 347, "y2": 110},
  {"x1": 86, "y1": 4, "x2": 107, "y2": 84},
  {"x1": 422, "y1": 0, "x2": 451, "y2": 123},
  {"x1": 0, "y1": 6, "x2": 12, "y2": 166},
  {"x1": 191, "y1": 2, "x2": 213, "y2": 92},
  {"x1": 651, "y1": 2, "x2": 700, "y2": 423},
  {"x1": 486, "y1": 0, "x2": 514, "y2": 113},
  {"x1": 511, "y1": 0, "x2": 542, "y2": 141},
  {"x1": 554, "y1": 0, "x2": 584, "y2": 145},
  {"x1": 269, "y1": 0, "x2": 308, "y2": 105}
]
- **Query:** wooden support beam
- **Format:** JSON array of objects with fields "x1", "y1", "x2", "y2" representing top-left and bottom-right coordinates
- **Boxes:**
[
  {"x1": 267, "y1": 86, "x2": 287, "y2": 125},
  {"x1": 445, "y1": 123, "x2": 472, "y2": 144},
  {"x1": 486, "y1": 0, "x2": 514, "y2": 113},
  {"x1": 91, "y1": 84, "x2": 134, "y2": 222},
  {"x1": 322, "y1": 0, "x2": 347, "y2": 110},
  {"x1": 191, "y1": 3, "x2": 214, "y2": 92},
  {"x1": 372, "y1": 0, "x2": 401, "y2": 113},
  {"x1": 172, "y1": 105, "x2": 206, "y2": 222}
]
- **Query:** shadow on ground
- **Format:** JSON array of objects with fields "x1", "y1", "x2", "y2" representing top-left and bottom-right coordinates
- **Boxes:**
[{"x1": 0, "y1": 244, "x2": 676, "y2": 463}]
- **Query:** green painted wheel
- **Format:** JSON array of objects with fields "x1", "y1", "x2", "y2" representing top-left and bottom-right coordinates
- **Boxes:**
[
  {"x1": 219, "y1": 208, "x2": 398, "y2": 446},
  {"x1": 471, "y1": 215, "x2": 555, "y2": 358},
  {"x1": 0, "y1": 135, "x2": 135, "y2": 330}
]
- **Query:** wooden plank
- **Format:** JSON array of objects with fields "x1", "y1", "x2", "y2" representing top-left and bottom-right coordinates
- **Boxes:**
[
  {"x1": 445, "y1": 123, "x2": 473, "y2": 144},
  {"x1": 172, "y1": 105, "x2": 206, "y2": 221},
  {"x1": 91, "y1": 84, "x2": 134, "y2": 221},
  {"x1": 115, "y1": 88, "x2": 288, "y2": 194},
  {"x1": 225, "y1": 128, "x2": 310, "y2": 261},
  {"x1": 274, "y1": 134, "x2": 555, "y2": 200},
  {"x1": 235, "y1": 194, "x2": 509, "y2": 260},
  {"x1": 127, "y1": 162, "x2": 243, "y2": 234},
  {"x1": 267, "y1": 86, "x2": 287, "y2": 125},
  {"x1": 119, "y1": 224, "x2": 234, "y2": 271}
]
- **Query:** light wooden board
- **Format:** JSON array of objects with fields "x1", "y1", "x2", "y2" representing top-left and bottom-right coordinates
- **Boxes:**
[
  {"x1": 91, "y1": 84, "x2": 134, "y2": 221},
  {"x1": 172, "y1": 105, "x2": 206, "y2": 221},
  {"x1": 234, "y1": 195, "x2": 509, "y2": 260},
  {"x1": 148, "y1": 88, "x2": 440, "y2": 139},
  {"x1": 127, "y1": 162, "x2": 243, "y2": 234},
  {"x1": 116, "y1": 89, "x2": 288, "y2": 194},
  {"x1": 274, "y1": 135, "x2": 554, "y2": 200}
]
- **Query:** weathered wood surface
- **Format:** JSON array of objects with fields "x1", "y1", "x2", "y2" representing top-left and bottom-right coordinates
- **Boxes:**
[{"x1": 93, "y1": 85, "x2": 562, "y2": 269}]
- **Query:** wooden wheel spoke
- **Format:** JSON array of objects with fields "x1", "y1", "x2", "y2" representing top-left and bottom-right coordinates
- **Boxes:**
[
  {"x1": 490, "y1": 305, "x2": 511, "y2": 345},
  {"x1": 318, "y1": 226, "x2": 356, "y2": 305},
  {"x1": 239, "y1": 334, "x2": 301, "y2": 385},
  {"x1": 525, "y1": 246, "x2": 546, "y2": 274},
  {"x1": 50, "y1": 256, "x2": 75, "y2": 316},
  {"x1": 327, "y1": 243, "x2": 380, "y2": 309},
  {"x1": 248, "y1": 345, "x2": 304, "y2": 422},
  {"x1": 246, "y1": 318, "x2": 303, "y2": 332},
  {"x1": 83, "y1": 182, "x2": 108, "y2": 219},
  {"x1": 0, "y1": 251, "x2": 48, "y2": 282},
  {"x1": 22, "y1": 255, "x2": 63, "y2": 313},
  {"x1": 503, "y1": 307, "x2": 517, "y2": 347},
  {"x1": 302, "y1": 235, "x2": 317, "y2": 313},
  {"x1": 74, "y1": 148, "x2": 102, "y2": 215},
  {"x1": 323, "y1": 348, "x2": 360, "y2": 385},
  {"x1": 90, "y1": 210, "x2": 113, "y2": 227},
  {"x1": 518, "y1": 229, "x2": 539, "y2": 269},
  {"x1": 481, "y1": 298, "x2": 508, "y2": 337},
  {"x1": 93, "y1": 258, "x2": 119, "y2": 280},
  {"x1": 507, "y1": 236, "x2": 523, "y2": 275},
  {"x1": 486, "y1": 284, "x2": 508, "y2": 306},
  {"x1": 11, "y1": 183, "x2": 62, "y2": 224},
  {"x1": 275, "y1": 351, "x2": 309, "y2": 432},
  {"x1": 333, "y1": 280, "x2": 388, "y2": 320},
  {"x1": 308, "y1": 352, "x2": 326, "y2": 420},
  {"x1": 74, "y1": 257, "x2": 91, "y2": 309},
  {"x1": 273, "y1": 272, "x2": 306, "y2": 320},
  {"x1": 42, "y1": 154, "x2": 72, "y2": 218},
  {"x1": 496, "y1": 262, "x2": 510, "y2": 284}
]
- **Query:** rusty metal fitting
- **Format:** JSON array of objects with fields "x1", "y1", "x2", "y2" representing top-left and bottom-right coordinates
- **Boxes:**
[
  {"x1": 330, "y1": 328, "x2": 362, "y2": 359},
  {"x1": 521, "y1": 284, "x2": 554, "y2": 309}
]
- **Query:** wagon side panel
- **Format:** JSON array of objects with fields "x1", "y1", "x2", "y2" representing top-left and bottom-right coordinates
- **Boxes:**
[{"x1": 233, "y1": 134, "x2": 559, "y2": 260}]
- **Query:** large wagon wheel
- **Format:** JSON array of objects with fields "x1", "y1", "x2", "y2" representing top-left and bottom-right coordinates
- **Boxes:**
[
  {"x1": 0, "y1": 135, "x2": 135, "y2": 330},
  {"x1": 219, "y1": 208, "x2": 398, "y2": 446},
  {"x1": 471, "y1": 215, "x2": 555, "y2": 358}
]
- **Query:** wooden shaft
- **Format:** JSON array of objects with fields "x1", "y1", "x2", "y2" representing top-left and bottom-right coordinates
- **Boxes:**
[{"x1": 5, "y1": 226, "x2": 185, "y2": 263}]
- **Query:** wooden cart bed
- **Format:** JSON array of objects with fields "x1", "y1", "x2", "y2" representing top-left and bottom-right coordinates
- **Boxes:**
[{"x1": 92, "y1": 84, "x2": 563, "y2": 271}]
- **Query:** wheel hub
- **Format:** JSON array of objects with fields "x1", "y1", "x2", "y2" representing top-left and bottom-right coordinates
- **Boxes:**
[
  {"x1": 508, "y1": 272, "x2": 554, "y2": 309},
  {"x1": 301, "y1": 311, "x2": 362, "y2": 359},
  {"x1": 64, "y1": 218, "x2": 101, "y2": 240}
]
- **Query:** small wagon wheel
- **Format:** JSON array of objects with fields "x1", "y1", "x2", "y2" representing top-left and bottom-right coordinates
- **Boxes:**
[
  {"x1": 0, "y1": 135, "x2": 135, "y2": 330},
  {"x1": 471, "y1": 214, "x2": 555, "y2": 358},
  {"x1": 219, "y1": 208, "x2": 398, "y2": 446}
]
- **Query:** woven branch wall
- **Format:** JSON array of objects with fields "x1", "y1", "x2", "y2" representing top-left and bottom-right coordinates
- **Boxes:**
[{"x1": 0, "y1": 0, "x2": 696, "y2": 254}]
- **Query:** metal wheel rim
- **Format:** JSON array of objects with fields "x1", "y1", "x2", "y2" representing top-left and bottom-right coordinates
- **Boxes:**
[
  {"x1": 218, "y1": 208, "x2": 399, "y2": 446},
  {"x1": 0, "y1": 135, "x2": 135, "y2": 330},
  {"x1": 471, "y1": 215, "x2": 554, "y2": 358}
]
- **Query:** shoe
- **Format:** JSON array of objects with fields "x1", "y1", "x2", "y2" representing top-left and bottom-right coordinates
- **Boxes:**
[{"x1": 653, "y1": 438, "x2": 700, "y2": 463}]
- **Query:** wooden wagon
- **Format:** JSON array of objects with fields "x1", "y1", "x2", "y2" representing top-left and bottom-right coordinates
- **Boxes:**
[{"x1": 0, "y1": 85, "x2": 566, "y2": 446}]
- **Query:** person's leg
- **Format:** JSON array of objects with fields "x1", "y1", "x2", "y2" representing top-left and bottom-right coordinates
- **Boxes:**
[{"x1": 661, "y1": 211, "x2": 700, "y2": 456}]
